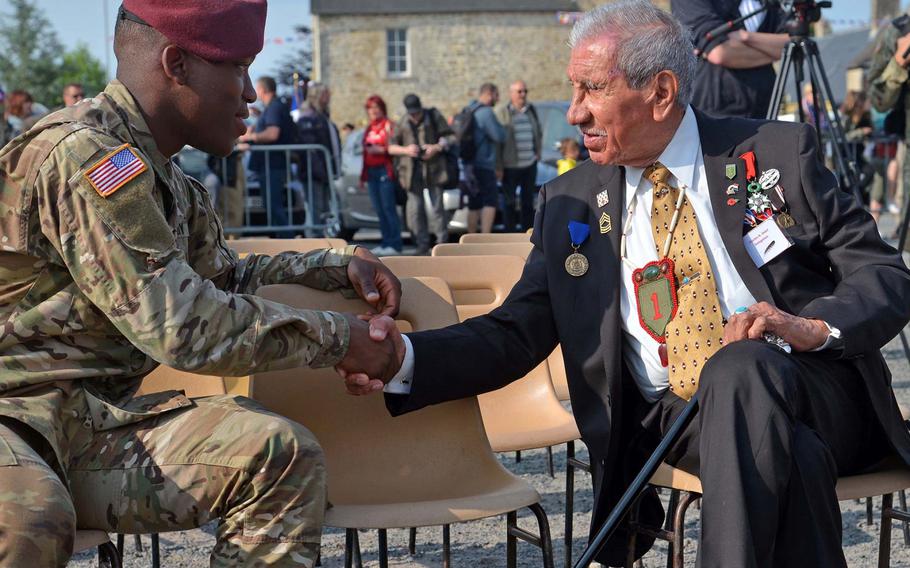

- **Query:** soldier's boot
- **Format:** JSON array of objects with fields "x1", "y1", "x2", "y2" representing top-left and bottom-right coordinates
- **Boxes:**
[{"x1": 0, "y1": 421, "x2": 77, "y2": 568}]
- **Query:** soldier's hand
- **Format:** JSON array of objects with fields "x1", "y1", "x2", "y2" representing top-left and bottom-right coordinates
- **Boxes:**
[
  {"x1": 895, "y1": 33, "x2": 910, "y2": 67},
  {"x1": 336, "y1": 315, "x2": 405, "y2": 395},
  {"x1": 335, "y1": 314, "x2": 403, "y2": 386},
  {"x1": 347, "y1": 247, "x2": 402, "y2": 317}
]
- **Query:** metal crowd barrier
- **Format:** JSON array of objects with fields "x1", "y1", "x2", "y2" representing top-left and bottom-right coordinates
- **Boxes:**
[{"x1": 192, "y1": 144, "x2": 340, "y2": 236}]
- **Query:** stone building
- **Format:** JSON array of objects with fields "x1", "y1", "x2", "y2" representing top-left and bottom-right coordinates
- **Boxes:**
[{"x1": 309, "y1": 0, "x2": 668, "y2": 127}]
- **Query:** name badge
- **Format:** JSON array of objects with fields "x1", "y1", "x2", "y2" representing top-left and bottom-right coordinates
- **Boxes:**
[{"x1": 743, "y1": 217, "x2": 793, "y2": 268}]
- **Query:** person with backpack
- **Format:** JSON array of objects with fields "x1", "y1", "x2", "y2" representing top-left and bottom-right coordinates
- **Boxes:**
[
  {"x1": 389, "y1": 94, "x2": 456, "y2": 255},
  {"x1": 496, "y1": 80, "x2": 543, "y2": 231},
  {"x1": 457, "y1": 83, "x2": 505, "y2": 233},
  {"x1": 297, "y1": 82, "x2": 342, "y2": 236}
]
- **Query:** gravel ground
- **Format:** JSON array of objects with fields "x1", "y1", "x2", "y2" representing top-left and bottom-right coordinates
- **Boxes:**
[{"x1": 71, "y1": 217, "x2": 910, "y2": 567}]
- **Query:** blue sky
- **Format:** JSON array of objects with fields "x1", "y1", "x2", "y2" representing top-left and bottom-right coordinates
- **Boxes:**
[{"x1": 11, "y1": 0, "x2": 884, "y2": 86}]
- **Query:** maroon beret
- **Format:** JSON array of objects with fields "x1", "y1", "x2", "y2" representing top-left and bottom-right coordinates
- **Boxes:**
[{"x1": 122, "y1": 0, "x2": 268, "y2": 62}]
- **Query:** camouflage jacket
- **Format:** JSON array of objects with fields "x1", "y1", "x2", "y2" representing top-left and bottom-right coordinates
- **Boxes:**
[
  {"x1": 0, "y1": 80, "x2": 355, "y2": 475},
  {"x1": 869, "y1": 21, "x2": 910, "y2": 139}
]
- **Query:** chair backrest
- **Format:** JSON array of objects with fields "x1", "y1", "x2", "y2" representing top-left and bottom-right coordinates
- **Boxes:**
[
  {"x1": 381, "y1": 256, "x2": 574, "y2": 451},
  {"x1": 382, "y1": 255, "x2": 524, "y2": 321},
  {"x1": 459, "y1": 233, "x2": 531, "y2": 244},
  {"x1": 547, "y1": 345, "x2": 571, "y2": 401},
  {"x1": 137, "y1": 365, "x2": 226, "y2": 398},
  {"x1": 432, "y1": 241, "x2": 533, "y2": 260},
  {"x1": 229, "y1": 237, "x2": 347, "y2": 257},
  {"x1": 250, "y1": 277, "x2": 516, "y2": 508}
]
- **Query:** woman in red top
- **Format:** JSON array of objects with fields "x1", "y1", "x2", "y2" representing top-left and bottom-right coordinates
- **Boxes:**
[{"x1": 361, "y1": 95, "x2": 403, "y2": 254}]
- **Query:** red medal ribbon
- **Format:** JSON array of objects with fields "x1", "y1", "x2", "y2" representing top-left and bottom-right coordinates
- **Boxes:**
[{"x1": 738, "y1": 150, "x2": 757, "y2": 181}]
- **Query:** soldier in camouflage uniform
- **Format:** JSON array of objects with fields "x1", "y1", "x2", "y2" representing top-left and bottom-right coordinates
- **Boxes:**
[
  {"x1": 869, "y1": 15, "x2": 910, "y2": 246},
  {"x1": 0, "y1": 1, "x2": 402, "y2": 566}
]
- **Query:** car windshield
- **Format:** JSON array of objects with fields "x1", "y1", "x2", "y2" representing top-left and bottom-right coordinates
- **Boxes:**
[{"x1": 541, "y1": 106, "x2": 580, "y2": 154}]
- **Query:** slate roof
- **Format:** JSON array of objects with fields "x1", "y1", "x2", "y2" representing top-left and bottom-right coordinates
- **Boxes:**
[{"x1": 311, "y1": 0, "x2": 580, "y2": 16}]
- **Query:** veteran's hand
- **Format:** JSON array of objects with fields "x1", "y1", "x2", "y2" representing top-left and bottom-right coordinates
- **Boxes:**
[
  {"x1": 335, "y1": 314, "x2": 401, "y2": 385},
  {"x1": 338, "y1": 316, "x2": 406, "y2": 395},
  {"x1": 722, "y1": 302, "x2": 829, "y2": 352},
  {"x1": 347, "y1": 247, "x2": 402, "y2": 317}
]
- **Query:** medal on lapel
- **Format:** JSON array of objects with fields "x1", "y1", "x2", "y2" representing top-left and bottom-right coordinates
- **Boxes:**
[
  {"x1": 566, "y1": 220, "x2": 590, "y2": 277},
  {"x1": 633, "y1": 258, "x2": 678, "y2": 367}
]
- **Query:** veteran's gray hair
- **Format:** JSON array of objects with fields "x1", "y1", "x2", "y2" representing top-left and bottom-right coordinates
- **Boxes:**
[{"x1": 568, "y1": 0, "x2": 697, "y2": 107}]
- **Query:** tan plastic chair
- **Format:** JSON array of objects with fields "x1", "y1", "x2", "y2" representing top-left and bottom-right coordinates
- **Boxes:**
[
  {"x1": 381, "y1": 255, "x2": 586, "y2": 568},
  {"x1": 74, "y1": 530, "x2": 121, "y2": 566},
  {"x1": 547, "y1": 346, "x2": 571, "y2": 402},
  {"x1": 635, "y1": 402, "x2": 910, "y2": 568},
  {"x1": 432, "y1": 241, "x2": 533, "y2": 259},
  {"x1": 137, "y1": 365, "x2": 226, "y2": 399},
  {"x1": 228, "y1": 237, "x2": 347, "y2": 257},
  {"x1": 460, "y1": 233, "x2": 532, "y2": 244},
  {"x1": 251, "y1": 277, "x2": 554, "y2": 568}
]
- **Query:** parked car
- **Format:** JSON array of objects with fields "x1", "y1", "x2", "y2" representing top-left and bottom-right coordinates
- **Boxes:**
[{"x1": 533, "y1": 100, "x2": 588, "y2": 186}]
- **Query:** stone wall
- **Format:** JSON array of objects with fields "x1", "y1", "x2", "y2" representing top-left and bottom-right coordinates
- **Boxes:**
[
  {"x1": 312, "y1": 0, "x2": 671, "y2": 127},
  {"x1": 314, "y1": 11, "x2": 575, "y2": 127}
]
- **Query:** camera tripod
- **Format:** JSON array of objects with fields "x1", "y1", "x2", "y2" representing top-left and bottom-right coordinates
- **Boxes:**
[{"x1": 573, "y1": 2, "x2": 910, "y2": 566}]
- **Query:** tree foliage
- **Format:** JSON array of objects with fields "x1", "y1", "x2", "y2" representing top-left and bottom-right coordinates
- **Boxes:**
[
  {"x1": 0, "y1": 0, "x2": 63, "y2": 105},
  {"x1": 273, "y1": 25, "x2": 313, "y2": 90},
  {"x1": 0, "y1": 0, "x2": 108, "y2": 108}
]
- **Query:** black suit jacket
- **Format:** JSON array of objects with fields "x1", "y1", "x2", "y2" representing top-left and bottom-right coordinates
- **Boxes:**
[{"x1": 387, "y1": 112, "x2": 910, "y2": 564}]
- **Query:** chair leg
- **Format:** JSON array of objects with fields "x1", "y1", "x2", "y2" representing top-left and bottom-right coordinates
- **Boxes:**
[
  {"x1": 378, "y1": 529, "x2": 389, "y2": 568},
  {"x1": 529, "y1": 503, "x2": 556, "y2": 568},
  {"x1": 409, "y1": 527, "x2": 417, "y2": 555},
  {"x1": 868, "y1": 496, "x2": 875, "y2": 526},
  {"x1": 665, "y1": 489, "x2": 680, "y2": 568},
  {"x1": 98, "y1": 541, "x2": 123, "y2": 568},
  {"x1": 671, "y1": 491, "x2": 700, "y2": 568},
  {"x1": 353, "y1": 530, "x2": 362, "y2": 568},
  {"x1": 900, "y1": 489, "x2": 910, "y2": 546},
  {"x1": 443, "y1": 524, "x2": 451, "y2": 568},
  {"x1": 133, "y1": 534, "x2": 143, "y2": 552},
  {"x1": 516, "y1": 450, "x2": 522, "y2": 463},
  {"x1": 880, "y1": 493, "x2": 894, "y2": 568},
  {"x1": 151, "y1": 533, "x2": 160, "y2": 568},
  {"x1": 344, "y1": 529, "x2": 354, "y2": 568},
  {"x1": 565, "y1": 440, "x2": 575, "y2": 568},
  {"x1": 507, "y1": 511, "x2": 518, "y2": 568},
  {"x1": 547, "y1": 446, "x2": 555, "y2": 478},
  {"x1": 115, "y1": 534, "x2": 124, "y2": 560}
]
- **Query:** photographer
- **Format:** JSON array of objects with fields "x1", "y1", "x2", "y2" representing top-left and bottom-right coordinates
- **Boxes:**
[
  {"x1": 869, "y1": 13, "x2": 910, "y2": 234},
  {"x1": 389, "y1": 94, "x2": 456, "y2": 255},
  {"x1": 673, "y1": 0, "x2": 790, "y2": 118}
]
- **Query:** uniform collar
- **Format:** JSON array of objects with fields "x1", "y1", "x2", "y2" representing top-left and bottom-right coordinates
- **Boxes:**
[
  {"x1": 624, "y1": 105, "x2": 701, "y2": 209},
  {"x1": 103, "y1": 80, "x2": 171, "y2": 175}
]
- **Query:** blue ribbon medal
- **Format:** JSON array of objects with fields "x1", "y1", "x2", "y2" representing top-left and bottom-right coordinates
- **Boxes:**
[{"x1": 566, "y1": 221, "x2": 590, "y2": 277}]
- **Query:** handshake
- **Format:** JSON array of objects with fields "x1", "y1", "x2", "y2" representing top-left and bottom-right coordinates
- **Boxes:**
[{"x1": 335, "y1": 313, "x2": 406, "y2": 396}]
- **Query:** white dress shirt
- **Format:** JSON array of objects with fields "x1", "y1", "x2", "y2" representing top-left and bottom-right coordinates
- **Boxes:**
[
  {"x1": 620, "y1": 106, "x2": 756, "y2": 401},
  {"x1": 739, "y1": 0, "x2": 765, "y2": 33}
]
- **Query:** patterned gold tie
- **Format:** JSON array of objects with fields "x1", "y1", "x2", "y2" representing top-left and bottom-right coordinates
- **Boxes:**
[{"x1": 645, "y1": 162, "x2": 725, "y2": 401}]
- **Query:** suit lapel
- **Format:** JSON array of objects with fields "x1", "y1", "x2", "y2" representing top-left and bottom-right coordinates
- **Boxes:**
[{"x1": 696, "y1": 111, "x2": 775, "y2": 305}]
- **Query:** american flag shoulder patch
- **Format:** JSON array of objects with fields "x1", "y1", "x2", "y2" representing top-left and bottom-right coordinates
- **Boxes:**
[{"x1": 83, "y1": 143, "x2": 148, "y2": 198}]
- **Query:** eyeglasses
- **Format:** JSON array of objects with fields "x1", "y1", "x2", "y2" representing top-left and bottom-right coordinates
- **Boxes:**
[{"x1": 516, "y1": 89, "x2": 528, "y2": 94}]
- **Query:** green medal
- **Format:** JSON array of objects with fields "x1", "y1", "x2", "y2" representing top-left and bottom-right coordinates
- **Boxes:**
[{"x1": 632, "y1": 258, "x2": 679, "y2": 343}]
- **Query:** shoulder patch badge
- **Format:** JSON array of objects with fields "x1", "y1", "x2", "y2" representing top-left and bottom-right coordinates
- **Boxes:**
[{"x1": 83, "y1": 143, "x2": 148, "y2": 198}]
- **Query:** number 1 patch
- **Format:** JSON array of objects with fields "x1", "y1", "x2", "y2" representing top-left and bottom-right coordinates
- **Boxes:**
[{"x1": 632, "y1": 258, "x2": 679, "y2": 342}]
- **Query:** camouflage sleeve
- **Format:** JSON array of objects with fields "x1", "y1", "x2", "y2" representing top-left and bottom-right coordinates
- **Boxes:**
[
  {"x1": 869, "y1": 26, "x2": 906, "y2": 113},
  {"x1": 38, "y1": 133, "x2": 350, "y2": 375},
  {"x1": 182, "y1": 176, "x2": 357, "y2": 295}
]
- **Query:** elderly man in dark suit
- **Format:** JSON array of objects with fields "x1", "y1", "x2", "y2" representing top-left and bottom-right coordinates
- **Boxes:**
[{"x1": 339, "y1": 1, "x2": 910, "y2": 566}]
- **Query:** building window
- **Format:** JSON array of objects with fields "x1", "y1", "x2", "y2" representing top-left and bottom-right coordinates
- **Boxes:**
[{"x1": 386, "y1": 28, "x2": 409, "y2": 77}]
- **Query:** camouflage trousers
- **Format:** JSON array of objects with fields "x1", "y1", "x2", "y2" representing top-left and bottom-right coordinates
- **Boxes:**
[{"x1": 0, "y1": 395, "x2": 326, "y2": 567}]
